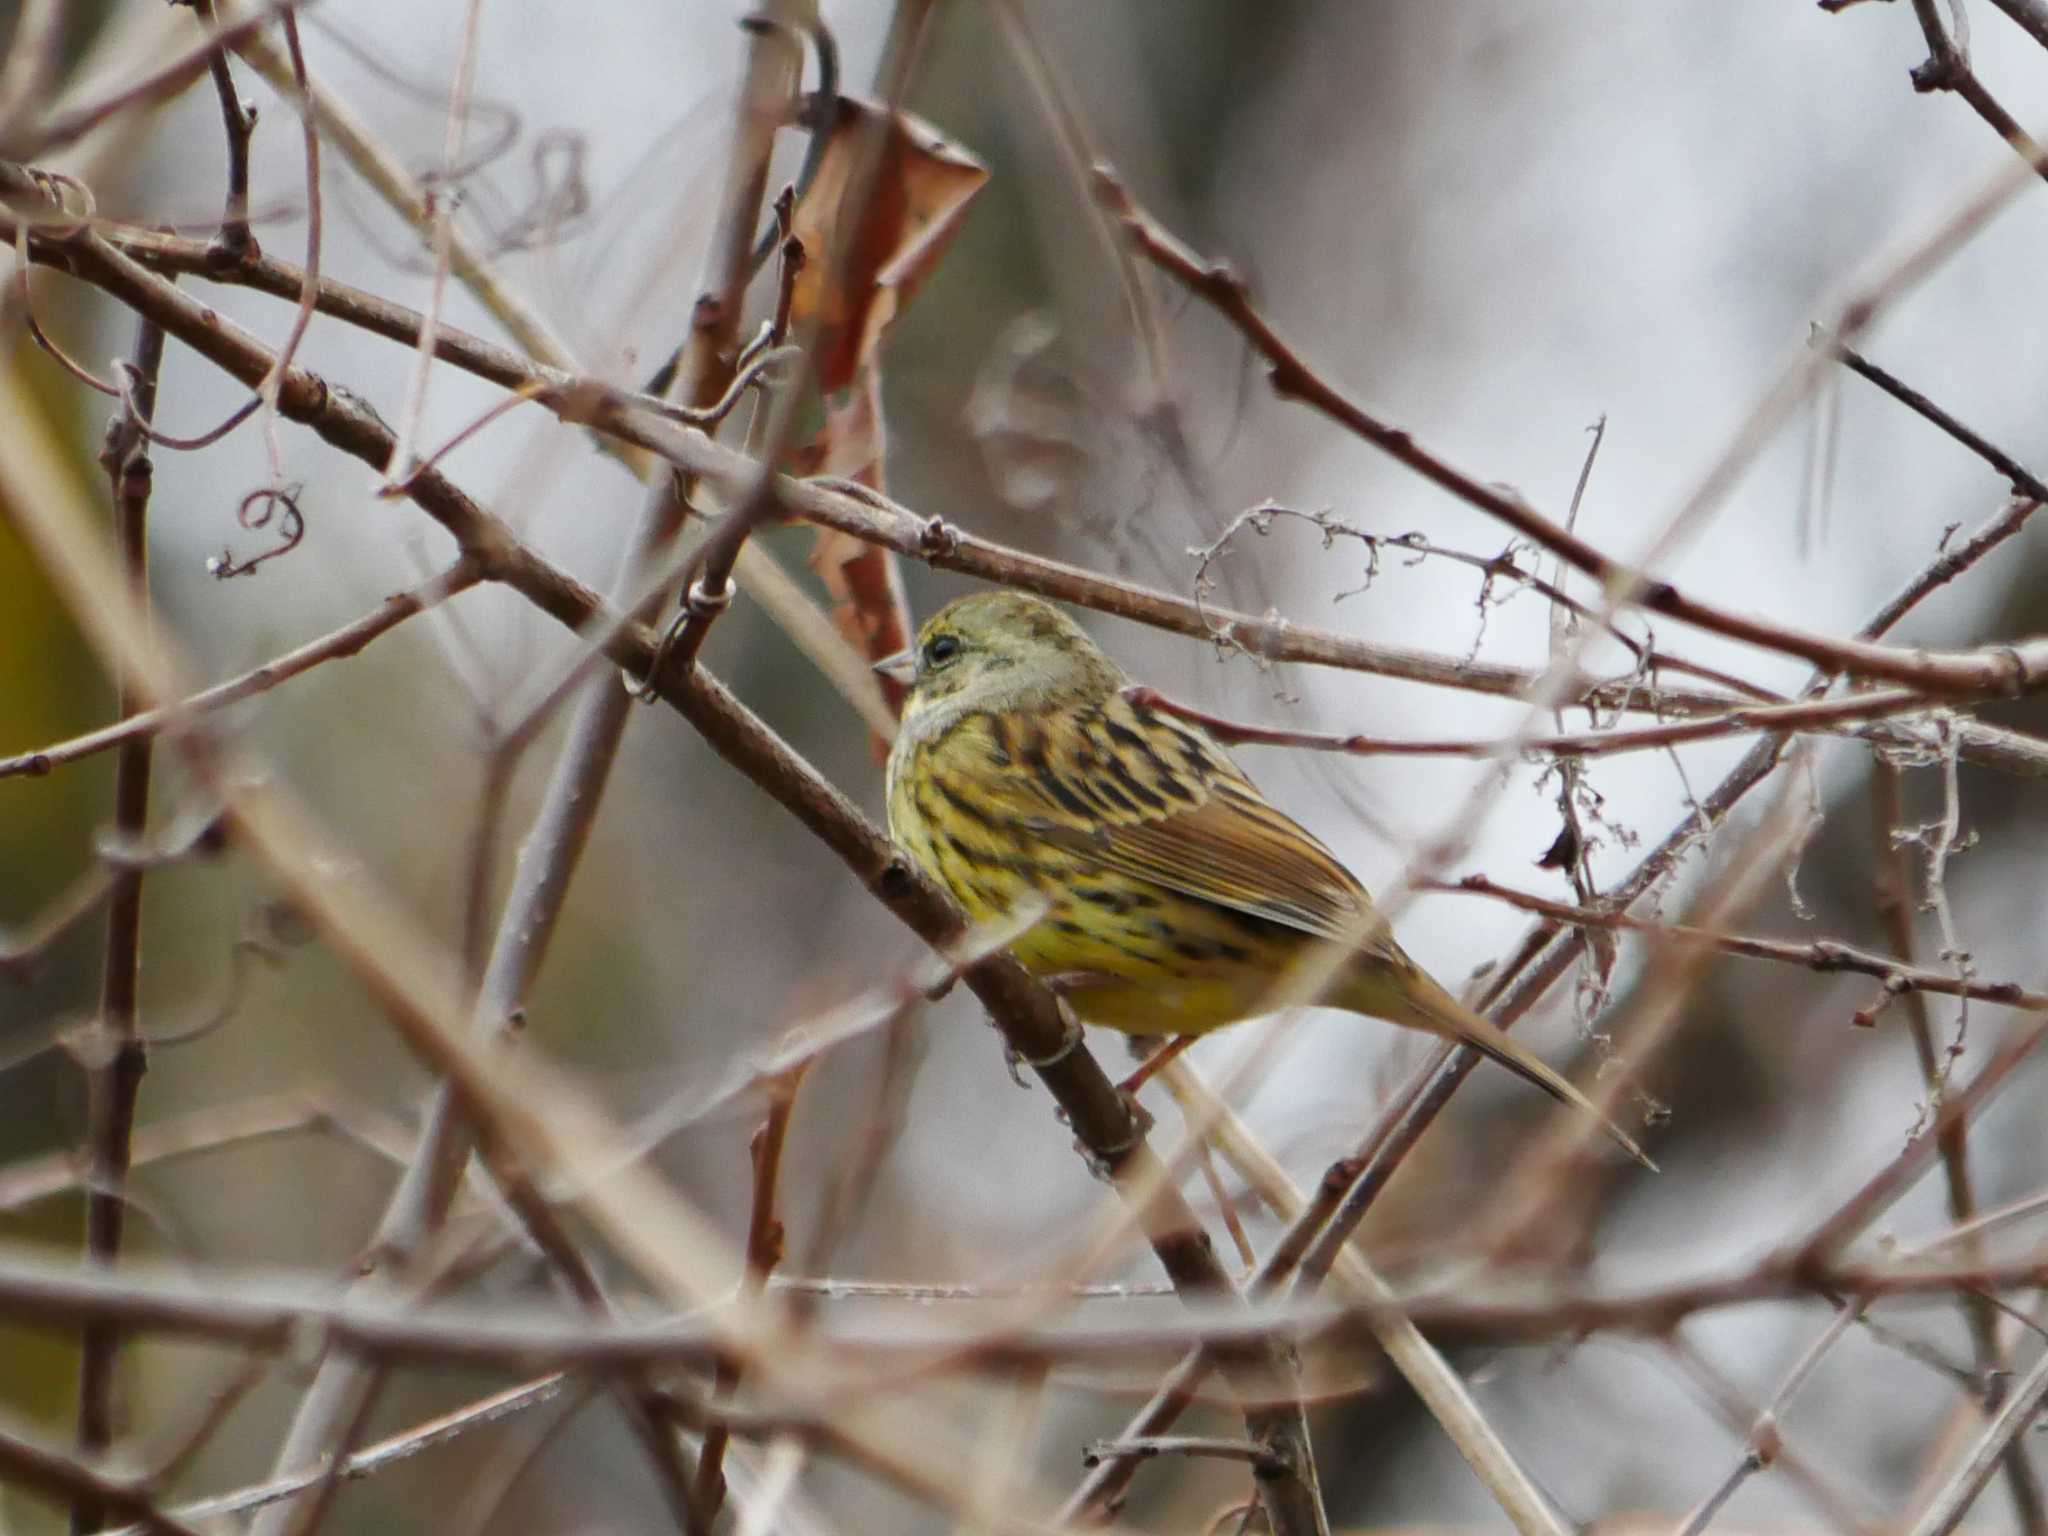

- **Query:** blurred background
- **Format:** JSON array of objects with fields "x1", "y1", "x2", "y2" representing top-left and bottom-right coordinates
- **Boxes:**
[{"x1": 6, "y1": 1, "x2": 2048, "y2": 1530}]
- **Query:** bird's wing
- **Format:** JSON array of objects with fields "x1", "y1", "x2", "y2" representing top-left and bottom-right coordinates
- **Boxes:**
[{"x1": 958, "y1": 694, "x2": 1379, "y2": 944}]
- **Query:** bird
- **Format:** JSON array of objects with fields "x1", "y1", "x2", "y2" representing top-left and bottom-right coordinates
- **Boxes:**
[{"x1": 876, "y1": 589, "x2": 1653, "y2": 1170}]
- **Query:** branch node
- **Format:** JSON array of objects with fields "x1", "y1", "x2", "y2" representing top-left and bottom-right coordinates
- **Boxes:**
[
  {"x1": 917, "y1": 515, "x2": 960, "y2": 558},
  {"x1": 685, "y1": 578, "x2": 733, "y2": 621}
]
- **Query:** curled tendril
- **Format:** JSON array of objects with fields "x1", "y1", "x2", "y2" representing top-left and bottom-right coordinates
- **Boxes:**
[
  {"x1": 207, "y1": 484, "x2": 306, "y2": 579},
  {"x1": 111, "y1": 360, "x2": 263, "y2": 451}
]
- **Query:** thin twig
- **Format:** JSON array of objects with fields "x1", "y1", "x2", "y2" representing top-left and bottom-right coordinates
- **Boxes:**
[
  {"x1": 1432, "y1": 872, "x2": 2048, "y2": 1016},
  {"x1": 1814, "y1": 328, "x2": 2048, "y2": 502},
  {"x1": 1904, "y1": 1347, "x2": 2048, "y2": 1536},
  {"x1": 1082, "y1": 1436, "x2": 1282, "y2": 1473},
  {"x1": 1122, "y1": 680, "x2": 1958, "y2": 762},
  {"x1": 1284, "y1": 471, "x2": 2048, "y2": 1318},
  {"x1": 188, "y1": 0, "x2": 260, "y2": 264},
  {"x1": 696, "y1": 1066, "x2": 806, "y2": 1523},
  {"x1": 1904, "y1": 0, "x2": 2048, "y2": 186},
  {"x1": 379, "y1": 0, "x2": 485, "y2": 488},
  {"x1": 71, "y1": 309, "x2": 167, "y2": 1536},
  {"x1": 0, "y1": 1422, "x2": 201, "y2": 1536},
  {"x1": 0, "y1": 561, "x2": 481, "y2": 781}
]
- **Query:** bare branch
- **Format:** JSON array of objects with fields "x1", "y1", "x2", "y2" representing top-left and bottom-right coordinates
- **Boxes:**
[{"x1": 72, "y1": 308, "x2": 167, "y2": 1536}]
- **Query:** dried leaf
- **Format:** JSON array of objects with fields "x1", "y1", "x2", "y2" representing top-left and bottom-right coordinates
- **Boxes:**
[
  {"x1": 807, "y1": 369, "x2": 912, "y2": 759},
  {"x1": 789, "y1": 98, "x2": 983, "y2": 757},
  {"x1": 788, "y1": 95, "x2": 989, "y2": 393}
]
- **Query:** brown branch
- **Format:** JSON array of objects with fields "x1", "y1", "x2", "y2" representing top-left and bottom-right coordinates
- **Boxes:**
[
  {"x1": 1906, "y1": 0, "x2": 2048, "y2": 186},
  {"x1": 1122, "y1": 680, "x2": 1962, "y2": 762},
  {"x1": 695, "y1": 1066, "x2": 805, "y2": 1524},
  {"x1": 1061, "y1": 1148, "x2": 1370, "y2": 1524},
  {"x1": 1092, "y1": 166, "x2": 2048, "y2": 699},
  {"x1": 1082, "y1": 1436, "x2": 1282, "y2": 1473},
  {"x1": 0, "y1": 1422, "x2": 201, "y2": 1536},
  {"x1": 1864, "y1": 493, "x2": 2042, "y2": 644},
  {"x1": 7, "y1": 1244, "x2": 2048, "y2": 1379},
  {"x1": 1432, "y1": 872, "x2": 2048, "y2": 1017},
  {"x1": 188, "y1": 0, "x2": 259, "y2": 265},
  {"x1": 0, "y1": 562, "x2": 480, "y2": 781},
  {"x1": 0, "y1": 1092, "x2": 417, "y2": 1212},
  {"x1": 1905, "y1": 1346, "x2": 2048, "y2": 1536},
  {"x1": 1872, "y1": 759, "x2": 2046, "y2": 1527},
  {"x1": 72, "y1": 309, "x2": 167, "y2": 1536},
  {"x1": 1815, "y1": 329, "x2": 2048, "y2": 503}
]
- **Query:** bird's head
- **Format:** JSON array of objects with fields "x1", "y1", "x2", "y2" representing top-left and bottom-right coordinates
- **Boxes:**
[{"x1": 878, "y1": 591, "x2": 1124, "y2": 741}]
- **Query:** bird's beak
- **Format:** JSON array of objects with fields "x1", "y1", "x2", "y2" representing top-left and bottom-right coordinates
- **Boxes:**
[{"x1": 873, "y1": 649, "x2": 917, "y2": 686}]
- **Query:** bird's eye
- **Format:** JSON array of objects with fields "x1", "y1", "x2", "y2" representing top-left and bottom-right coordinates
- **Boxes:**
[{"x1": 922, "y1": 634, "x2": 962, "y2": 669}]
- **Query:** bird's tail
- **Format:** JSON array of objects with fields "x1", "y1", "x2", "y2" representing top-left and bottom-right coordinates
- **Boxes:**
[{"x1": 1369, "y1": 970, "x2": 1657, "y2": 1172}]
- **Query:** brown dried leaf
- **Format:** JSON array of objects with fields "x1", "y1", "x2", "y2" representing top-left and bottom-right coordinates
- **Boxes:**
[
  {"x1": 806, "y1": 369, "x2": 911, "y2": 759},
  {"x1": 788, "y1": 95, "x2": 989, "y2": 393},
  {"x1": 790, "y1": 98, "x2": 983, "y2": 757}
]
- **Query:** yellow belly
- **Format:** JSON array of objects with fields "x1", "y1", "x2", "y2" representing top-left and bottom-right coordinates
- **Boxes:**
[{"x1": 885, "y1": 715, "x2": 1401, "y2": 1037}]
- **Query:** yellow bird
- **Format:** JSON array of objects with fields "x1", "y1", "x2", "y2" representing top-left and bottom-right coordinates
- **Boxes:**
[{"x1": 879, "y1": 590, "x2": 1651, "y2": 1169}]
